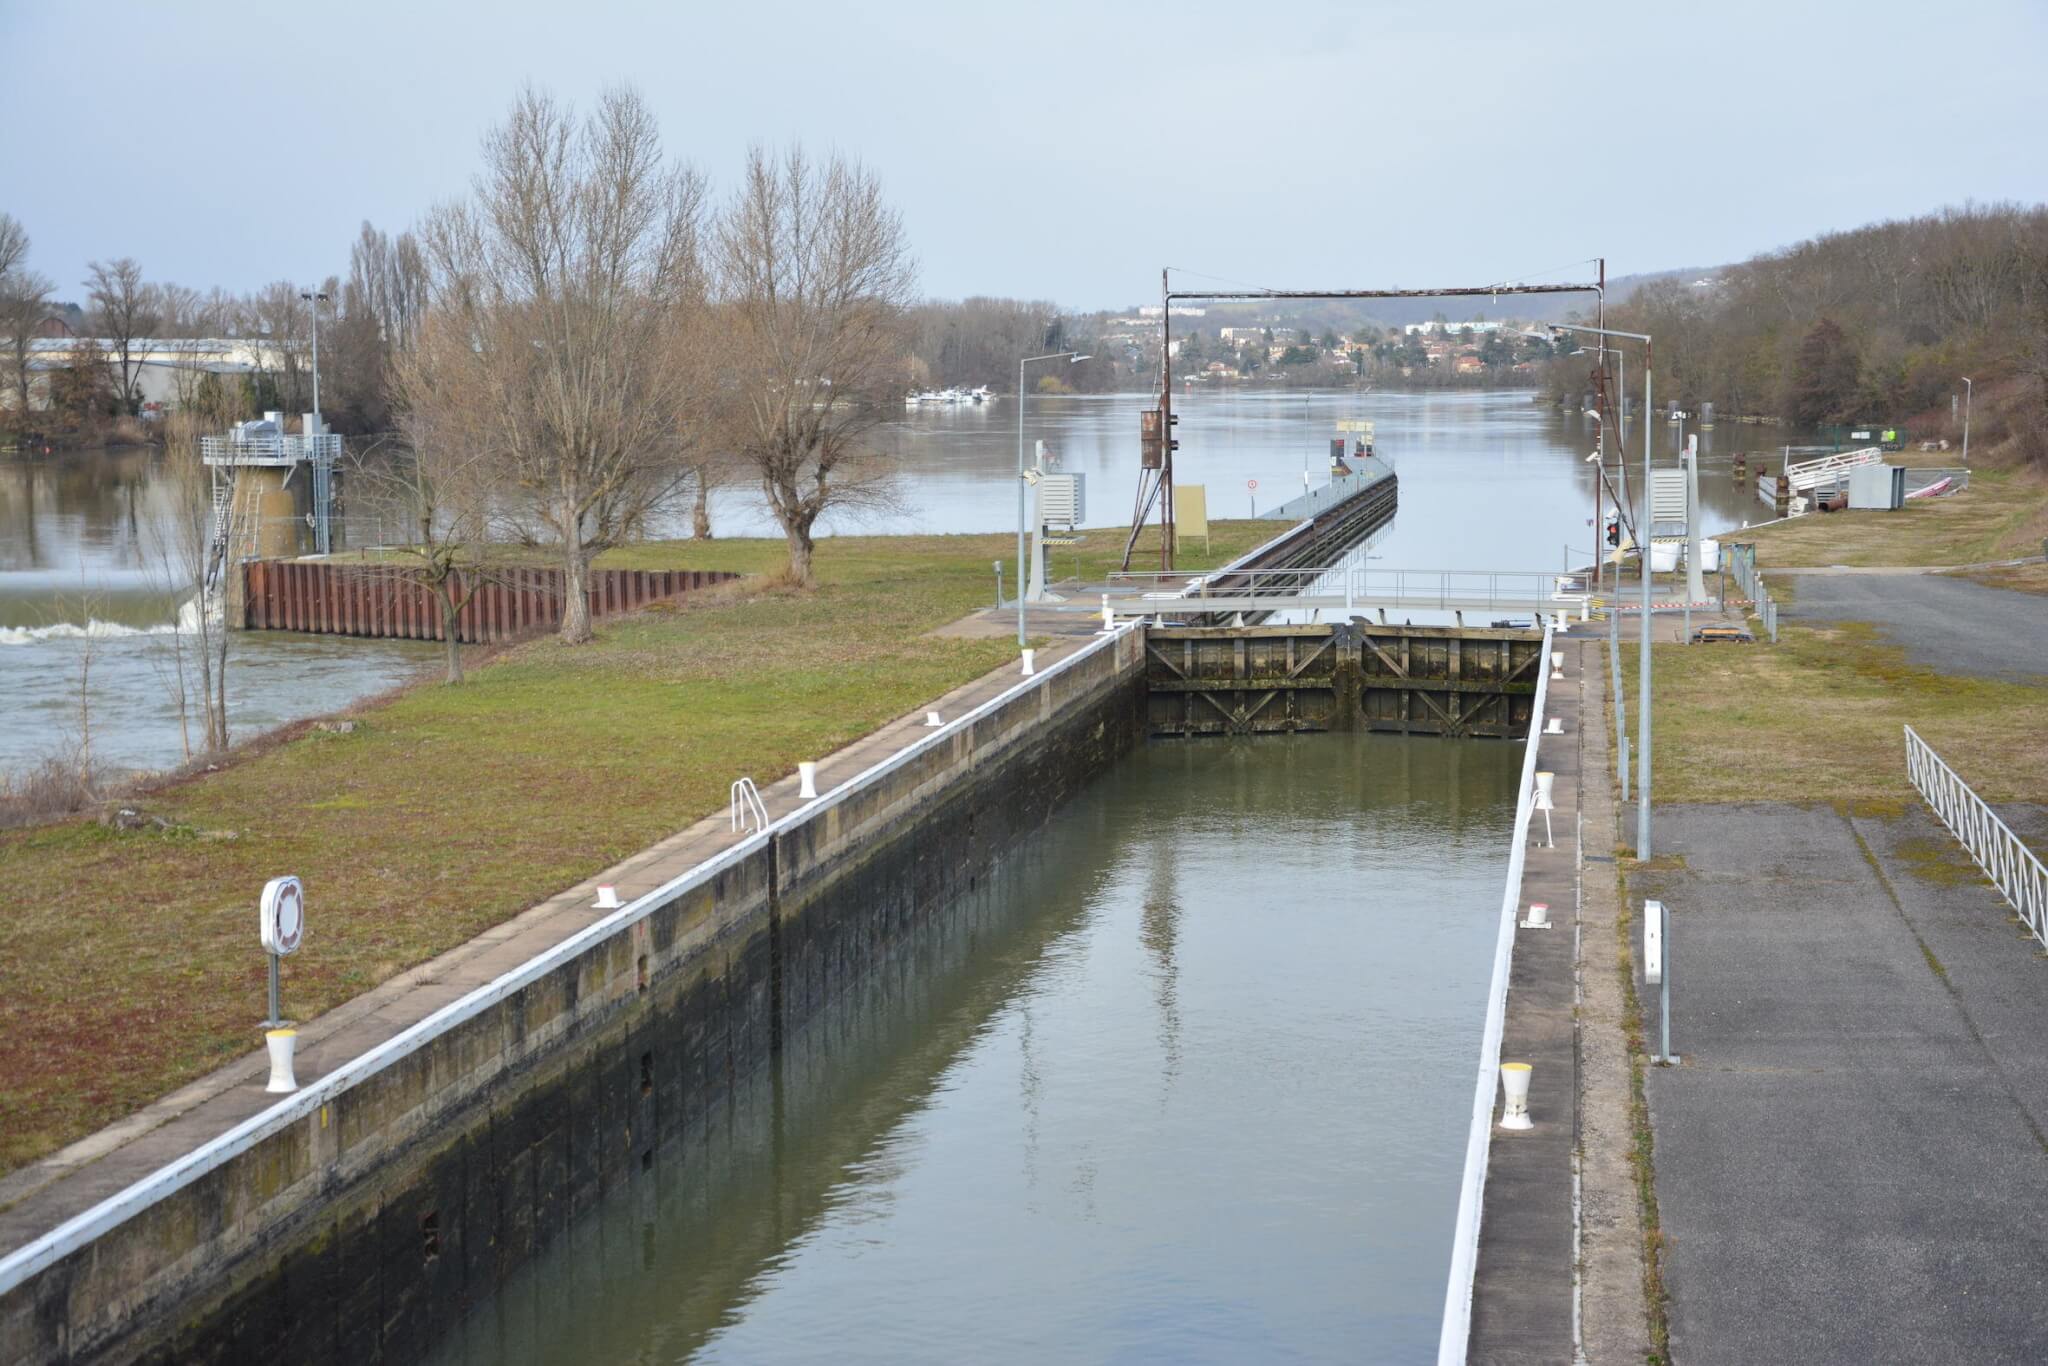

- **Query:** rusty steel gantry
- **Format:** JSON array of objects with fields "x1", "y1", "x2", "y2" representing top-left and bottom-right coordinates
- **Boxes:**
[{"x1": 1122, "y1": 265, "x2": 1611, "y2": 573}]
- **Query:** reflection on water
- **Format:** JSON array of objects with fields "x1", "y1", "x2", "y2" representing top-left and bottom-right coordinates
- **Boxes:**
[{"x1": 426, "y1": 732, "x2": 1520, "y2": 1365}]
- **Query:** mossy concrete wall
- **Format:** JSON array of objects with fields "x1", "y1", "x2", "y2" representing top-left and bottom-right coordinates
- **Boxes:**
[{"x1": 0, "y1": 630, "x2": 1146, "y2": 1365}]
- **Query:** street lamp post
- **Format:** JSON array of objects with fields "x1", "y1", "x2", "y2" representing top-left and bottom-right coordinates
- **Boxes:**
[
  {"x1": 1961, "y1": 376, "x2": 1973, "y2": 466},
  {"x1": 299, "y1": 290, "x2": 330, "y2": 426},
  {"x1": 1015, "y1": 352, "x2": 1089, "y2": 646},
  {"x1": 1552, "y1": 320, "x2": 1654, "y2": 859}
]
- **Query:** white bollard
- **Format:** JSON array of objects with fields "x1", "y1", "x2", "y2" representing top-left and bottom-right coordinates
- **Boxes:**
[
  {"x1": 924, "y1": 711, "x2": 943, "y2": 728},
  {"x1": 1100, "y1": 594, "x2": 1114, "y2": 633},
  {"x1": 593, "y1": 885, "x2": 623, "y2": 910},
  {"x1": 1534, "y1": 771, "x2": 1555, "y2": 806},
  {"x1": 1021, "y1": 648, "x2": 1036, "y2": 676},
  {"x1": 1522, "y1": 901, "x2": 1551, "y2": 929},
  {"x1": 265, "y1": 1029, "x2": 298, "y2": 1094},
  {"x1": 1544, "y1": 716, "x2": 1564, "y2": 735},
  {"x1": 1550, "y1": 649, "x2": 1565, "y2": 679},
  {"x1": 798, "y1": 761, "x2": 818, "y2": 799},
  {"x1": 1499, "y1": 1062, "x2": 1533, "y2": 1129}
]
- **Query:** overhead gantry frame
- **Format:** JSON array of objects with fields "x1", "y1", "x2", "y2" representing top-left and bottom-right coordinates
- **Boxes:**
[{"x1": 1122, "y1": 265, "x2": 1609, "y2": 572}]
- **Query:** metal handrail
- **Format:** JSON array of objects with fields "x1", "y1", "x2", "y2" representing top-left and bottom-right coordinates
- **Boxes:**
[
  {"x1": 728, "y1": 777, "x2": 768, "y2": 834},
  {"x1": 1905, "y1": 726, "x2": 2047, "y2": 945},
  {"x1": 1438, "y1": 619, "x2": 1557, "y2": 1363}
]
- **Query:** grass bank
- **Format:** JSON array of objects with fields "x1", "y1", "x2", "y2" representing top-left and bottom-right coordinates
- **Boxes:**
[{"x1": 0, "y1": 521, "x2": 1275, "y2": 1177}]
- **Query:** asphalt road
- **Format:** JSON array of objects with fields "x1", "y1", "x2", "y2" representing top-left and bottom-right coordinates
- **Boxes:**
[
  {"x1": 1778, "y1": 571, "x2": 2048, "y2": 679},
  {"x1": 1639, "y1": 801, "x2": 2048, "y2": 1365}
]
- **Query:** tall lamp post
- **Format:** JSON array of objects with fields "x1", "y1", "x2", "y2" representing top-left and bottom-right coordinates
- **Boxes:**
[
  {"x1": 1961, "y1": 376, "x2": 1972, "y2": 466},
  {"x1": 1015, "y1": 351, "x2": 1088, "y2": 646},
  {"x1": 298, "y1": 289, "x2": 330, "y2": 426},
  {"x1": 1551, "y1": 321, "x2": 1655, "y2": 858}
]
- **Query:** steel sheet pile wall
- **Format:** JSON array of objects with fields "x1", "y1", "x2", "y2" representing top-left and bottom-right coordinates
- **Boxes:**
[
  {"x1": 0, "y1": 631, "x2": 1146, "y2": 1366},
  {"x1": 240, "y1": 562, "x2": 741, "y2": 641}
]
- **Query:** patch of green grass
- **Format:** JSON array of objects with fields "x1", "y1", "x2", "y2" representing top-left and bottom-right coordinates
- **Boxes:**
[
  {"x1": 1624, "y1": 622, "x2": 2048, "y2": 805},
  {"x1": 5, "y1": 525, "x2": 1254, "y2": 1177}
]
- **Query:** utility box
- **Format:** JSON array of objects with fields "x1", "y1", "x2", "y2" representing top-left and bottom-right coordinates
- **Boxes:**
[
  {"x1": 1038, "y1": 473, "x2": 1085, "y2": 528},
  {"x1": 1847, "y1": 463, "x2": 1905, "y2": 510}
]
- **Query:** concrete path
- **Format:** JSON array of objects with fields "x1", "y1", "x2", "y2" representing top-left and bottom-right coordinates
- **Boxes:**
[
  {"x1": 0, "y1": 630, "x2": 1088, "y2": 1254},
  {"x1": 1637, "y1": 801, "x2": 2048, "y2": 1365},
  {"x1": 1777, "y1": 571, "x2": 2048, "y2": 680}
]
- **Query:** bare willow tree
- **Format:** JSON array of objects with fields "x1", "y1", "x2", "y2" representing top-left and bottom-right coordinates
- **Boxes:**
[
  {"x1": 714, "y1": 146, "x2": 915, "y2": 585},
  {"x1": 401, "y1": 85, "x2": 708, "y2": 643}
]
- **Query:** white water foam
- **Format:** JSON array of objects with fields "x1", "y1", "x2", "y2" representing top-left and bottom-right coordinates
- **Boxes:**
[{"x1": 0, "y1": 596, "x2": 211, "y2": 646}]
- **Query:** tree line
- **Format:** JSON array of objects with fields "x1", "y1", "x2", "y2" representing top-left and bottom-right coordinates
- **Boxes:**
[{"x1": 1541, "y1": 203, "x2": 2048, "y2": 463}]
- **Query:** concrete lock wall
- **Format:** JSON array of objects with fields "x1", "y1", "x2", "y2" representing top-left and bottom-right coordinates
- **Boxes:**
[{"x1": 0, "y1": 630, "x2": 1147, "y2": 1366}]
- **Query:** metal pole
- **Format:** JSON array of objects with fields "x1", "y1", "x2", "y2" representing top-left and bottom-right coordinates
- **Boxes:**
[
  {"x1": 993, "y1": 560, "x2": 1003, "y2": 611},
  {"x1": 1961, "y1": 377, "x2": 1972, "y2": 465},
  {"x1": 1659, "y1": 947, "x2": 1674, "y2": 1064},
  {"x1": 1610, "y1": 602, "x2": 1628, "y2": 799},
  {"x1": 310, "y1": 302, "x2": 321, "y2": 420},
  {"x1": 1638, "y1": 354, "x2": 1653, "y2": 859},
  {"x1": 267, "y1": 952, "x2": 281, "y2": 1027},
  {"x1": 1016, "y1": 356, "x2": 1028, "y2": 647}
]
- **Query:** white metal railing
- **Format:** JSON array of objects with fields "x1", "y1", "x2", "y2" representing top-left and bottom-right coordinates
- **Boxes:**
[
  {"x1": 1438, "y1": 619, "x2": 1556, "y2": 1364},
  {"x1": 0, "y1": 625, "x2": 1140, "y2": 1299},
  {"x1": 199, "y1": 432, "x2": 343, "y2": 466},
  {"x1": 1905, "y1": 726, "x2": 2047, "y2": 945},
  {"x1": 728, "y1": 777, "x2": 768, "y2": 833},
  {"x1": 1784, "y1": 445, "x2": 1881, "y2": 492},
  {"x1": 1171, "y1": 566, "x2": 1578, "y2": 612}
]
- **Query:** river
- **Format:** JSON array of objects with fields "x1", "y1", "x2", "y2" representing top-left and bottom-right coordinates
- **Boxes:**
[
  {"x1": 423, "y1": 731, "x2": 1522, "y2": 1365},
  {"x1": 0, "y1": 390, "x2": 1791, "y2": 777}
]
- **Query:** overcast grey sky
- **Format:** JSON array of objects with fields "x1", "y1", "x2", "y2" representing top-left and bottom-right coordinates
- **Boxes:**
[{"x1": 4, "y1": 0, "x2": 2044, "y2": 312}]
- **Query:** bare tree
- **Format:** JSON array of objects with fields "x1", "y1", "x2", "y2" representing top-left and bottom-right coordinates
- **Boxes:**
[
  {"x1": 1, "y1": 259, "x2": 51, "y2": 416},
  {"x1": 251, "y1": 281, "x2": 310, "y2": 411},
  {"x1": 0, "y1": 213, "x2": 27, "y2": 282},
  {"x1": 713, "y1": 145, "x2": 916, "y2": 585},
  {"x1": 155, "y1": 410, "x2": 247, "y2": 752},
  {"x1": 341, "y1": 422, "x2": 500, "y2": 683},
  {"x1": 402, "y1": 85, "x2": 708, "y2": 643},
  {"x1": 84, "y1": 257, "x2": 154, "y2": 414}
]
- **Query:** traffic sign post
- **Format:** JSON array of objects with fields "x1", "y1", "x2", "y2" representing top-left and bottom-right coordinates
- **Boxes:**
[
  {"x1": 1247, "y1": 477, "x2": 1258, "y2": 517},
  {"x1": 259, "y1": 875, "x2": 305, "y2": 1026}
]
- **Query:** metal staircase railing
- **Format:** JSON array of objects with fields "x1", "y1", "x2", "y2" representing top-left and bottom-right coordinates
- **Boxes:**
[{"x1": 729, "y1": 777, "x2": 769, "y2": 834}]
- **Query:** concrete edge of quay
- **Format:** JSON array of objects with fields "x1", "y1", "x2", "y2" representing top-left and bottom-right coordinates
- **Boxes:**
[
  {"x1": 0, "y1": 625, "x2": 1149, "y2": 1365},
  {"x1": 1463, "y1": 633, "x2": 1651, "y2": 1364}
]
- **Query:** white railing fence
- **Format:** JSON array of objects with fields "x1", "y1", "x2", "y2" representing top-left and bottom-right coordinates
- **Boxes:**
[
  {"x1": 1904, "y1": 726, "x2": 2048, "y2": 946},
  {"x1": 1437, "y1": 619, "x2": 1556, "y2": 1364}
]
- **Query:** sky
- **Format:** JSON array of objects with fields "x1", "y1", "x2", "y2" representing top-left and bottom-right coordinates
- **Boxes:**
[{"x1": 4, "y1": 0, "x2": 2045, "y2": 314}]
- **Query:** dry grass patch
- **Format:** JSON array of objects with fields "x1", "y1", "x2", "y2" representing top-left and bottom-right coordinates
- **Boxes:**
[{"x1": 1626, "y1": 621, "x2": 2048, "y2": 806}]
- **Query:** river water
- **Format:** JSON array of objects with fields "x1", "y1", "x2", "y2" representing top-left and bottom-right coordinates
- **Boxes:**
[
  {"x1": 0, "y1": 390, "x2": 1787, "y2": 777},
  {"x1": 423, "y1": 732, "x2": 1521, "y2": 1365}
]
